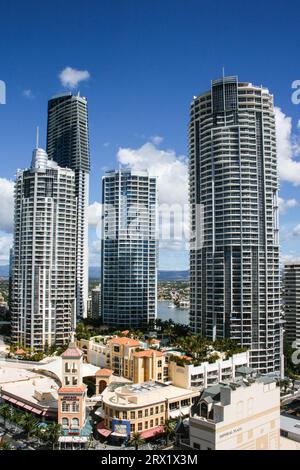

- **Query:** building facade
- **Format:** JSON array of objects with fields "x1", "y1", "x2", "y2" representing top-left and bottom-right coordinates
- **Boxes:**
[
  {"x1": 100, "y1": 381, "x2": 199, "y2": 440},
  {"x1": 284, "y1": 263, "x2": 300, "y2": 348},
  {"x1": 188, "y1": 375, "x2": 280, "y2": 450},
  {"x1": 101, "y1": 169, "x2": 158, "y2": 328},
  {"x1": 11, "y1": 147, "x2": 77, "y2": 350},
  {"x1": 57, "y1": 343, "x2": 87, "y2": 437},
  {"x1": 89, "y1": 285, "x2": 101, "y2": 320},
  {"x1": 47, "y1": 92, "x2": 90, "y2": 319},
  {"x1": 189, "y1": 76, "x2": 281, "y2": 373}
]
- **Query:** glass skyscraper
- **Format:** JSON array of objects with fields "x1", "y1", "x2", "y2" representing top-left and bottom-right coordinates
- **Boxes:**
[
  {"x1": 189, "y1": 76, "x2": 281, "y2": 373},
  {"x1": 47, "y1": 92, "x2": 90, "y2": 319},
  {"x1": 101, "y1": 169, "x2": 158, "y2": 328}
]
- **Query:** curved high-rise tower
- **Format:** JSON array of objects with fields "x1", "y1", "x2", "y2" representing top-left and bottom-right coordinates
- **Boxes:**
[
  {"x1": 189, "y1": 76, "x2": 281, "y2": 373},
  {"x1": 47, "y1": 92, "x2": 90, "y2": 319}
]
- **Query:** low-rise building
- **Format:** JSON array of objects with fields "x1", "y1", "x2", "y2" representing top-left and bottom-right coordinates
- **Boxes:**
[
  {"x1": 169, "y1": 352, "x2": 250, "y2": 390},
  {"x1": 187, "y1": 374, "x2": 280, "y2": 450},
  {"x1": 99, "y1": 381, "x2": 199, "y2": 441}
]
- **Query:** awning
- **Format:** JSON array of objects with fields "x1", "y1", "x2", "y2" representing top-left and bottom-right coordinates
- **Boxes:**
[
  {"x1": 98, "y1": 429, "x2": 112, "y2": 438},
  {"x1": 140, "y1": 426, "x2": 165, "y2": 440}
]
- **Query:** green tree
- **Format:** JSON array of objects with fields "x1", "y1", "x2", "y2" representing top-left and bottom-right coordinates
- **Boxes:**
[
  {"x1": 46, "y1": 423, "x2": 62, "y2": 450},
  {"x1": 0, "y1": 404, "x2": 12, "y2": 427},
  {"x1": 163, "y1": 419, "x2": 175, "y2": 447},
  {"x1": 129, "y1": 432, "x2": 145, "y2": 451},
  {"x1": 0, "y1": 436, "x2": 12, "y2": 451},
  {"x1": 21, "y1": 413, "x2": 39, "y2": 439}
]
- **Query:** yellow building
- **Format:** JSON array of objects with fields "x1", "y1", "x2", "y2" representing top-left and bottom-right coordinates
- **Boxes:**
[{"x1": 99, "y1": 381, "x2": 199, "y2": 441}]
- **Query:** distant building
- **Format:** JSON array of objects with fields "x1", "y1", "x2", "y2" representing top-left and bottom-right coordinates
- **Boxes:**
[
  {"x1": 90, "y1": 285, "x2": 101, "y2": 320},
  {"x1": 187, "y1": 373, "x2": 280, "y2": 450},
  {"x1": 284, "y1": 263, "x2": 300, "y2": 348},
  {"x1": 101, "y1": 169, "x2": 158, "y2": 328},
  {"x1": 11, "y1": 146, "x2": 77, "y2": 350}
]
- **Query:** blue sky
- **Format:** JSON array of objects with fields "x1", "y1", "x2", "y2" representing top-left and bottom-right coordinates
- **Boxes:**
[{"x1": 1, "y1": 0, "x2": 300, "y2": 270}]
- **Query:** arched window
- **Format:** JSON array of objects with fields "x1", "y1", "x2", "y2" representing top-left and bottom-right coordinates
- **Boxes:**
[
  {"x1": 71, "y1": 418, "x2": 79, "y2": 428},
  {"x1": 62, "y1": 417, "x2": 69, "y2": 427}
]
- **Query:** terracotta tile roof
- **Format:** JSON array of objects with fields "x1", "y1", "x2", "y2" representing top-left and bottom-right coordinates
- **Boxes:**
[
  {"x1": 121, "y1": 330, "x2": 130, "y2": 336},
  {"x1": 133, "y1": 350, "x2": 164, "y2": 358},
  {"x1": 15, "y1": 348, "x2": 26, "y2": 355},
  {"x1": 58, "y1": 384, "x2": 86, "y2": 394},
  {"x1": 109, "y1": 337, "x2": 140, "y2": 347},
  {"x1": 61, "y1": 347, "x2": 83, "y2": 358},
  {"x1": 96, "y1": 368, "x2": 113, "y2": 377}
]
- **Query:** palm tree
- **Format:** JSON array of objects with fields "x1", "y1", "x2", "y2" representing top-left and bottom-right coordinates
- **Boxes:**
[
  {"x1": 0, "y1": 436, "x2": 12, "y2": 451},
  {"x1": 0, "y1": 404, "x2": 12, "y2": 428},
  {"x1": 46, "y1": 423, "x2": 62, "y2": 450},
  {"x1": 21, "y1": 413, "x2": 39, "y2": 439},
  {"x1": 163, "y1": 419, "x2": 175, "y2": 447},
  {"x1": 129, "y1": 432, "x2": 145, "y2": 451}
]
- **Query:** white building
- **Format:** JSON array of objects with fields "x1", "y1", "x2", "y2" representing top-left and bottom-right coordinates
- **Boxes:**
[
  {"x1": 169, "y1": 351, "x2": 250, "y2": 390},
  {"x1": 11, "y1": 146, "x2": 77, "y2": 349},
  {"x1": 188, "y1": 374, "x2": 280, "y2": 450},
  {"x1": 189, "y1": 76, "x2": 281, "y2": 374}
]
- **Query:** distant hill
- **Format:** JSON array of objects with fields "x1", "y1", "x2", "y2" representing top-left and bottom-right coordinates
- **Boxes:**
[
  {"x1": 158, "y1": 270, "x2": 189, "y2": 281},
  {"x1": 89, "y1": 268, "x2": 189, "y2": 282}
]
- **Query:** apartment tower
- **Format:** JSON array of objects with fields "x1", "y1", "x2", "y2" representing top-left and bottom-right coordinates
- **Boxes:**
[
  {"x1": 189, "y1": 76, "x2": 281, "y2": 373},
  {"x1": 11, "y1": 146, "x2": 77, "y2": 350},
  {"x1": 47, "y1": 92, "x2": 90, "y2": 319},
  {"x1": 283, "y1": 263, "x2": 300, "y2": 348},
  {"x1": 101, "y1": 169, "x2": 157, "y2": 328}
]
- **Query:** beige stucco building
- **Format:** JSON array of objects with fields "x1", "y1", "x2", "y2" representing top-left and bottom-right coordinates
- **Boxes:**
[
  {"x1": 99, "y1": 381, "x2": 199, "y2": 440},
  {"x1": 188, "y1": 374, "x2": 280, "y2": 450}
]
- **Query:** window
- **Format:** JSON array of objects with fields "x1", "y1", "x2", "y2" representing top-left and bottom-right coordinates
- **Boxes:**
[
  {"x1": 150, "y1": 408, "x2": 153, "y2": 415},
  {"x1": 155, "y1": 406, "x2": 159, "y2": 414},
  {"x1": 122, "y1": 412, "x2": 127, "y2": 420},
  {"x1": 158, "y1": 373, "x2": 162, "y2": 381},
  {"x1": 138, "y1": 410, "x2": 143, "y2": 419},
  {"x1": 130, "y1": 424, "x2": 135, "y2": 433},
  {"x1": 145, "y1": 409, "x2": 148, "y2": 417},
  {"x1": 62, "y1": 417, "x2": 69, "y2": 428},
  {"x1": 71, "y1": 418, "x2": 79, "y2": 428},
  {"x1": 65, "y1": 377, "x2": 70, "y2": 386},
  {"x1": 72, "y1": 401, "x2": 79, "y2": 413},
  {"x1": 65, "y1": 363, "x2": 70, "y2": 373},
  {"x1": 138, "y1": 423, "x2": 143, "y2": 431},
  {"x1": 160, "y1": 405, "x2": 164, "y2": 412},
  {"x1": 150, "y1": 420, "x2": 154, "y2": 428},
  {"x1": 145, "y1": 421, "x2": 149, "y2": 430},
  {"x1": 158, "y1": 361, "x2": 162, "y2": 368},
  {"x1": 130, "y1": 411, "x2": 135, "y2": 420},
  {"x1": 62, "y1": 401, "x2": 70, "y2": 412},
  {"x1": 155, "y1": 418, "x2": 159, "y2": 426},
  {"x1": 72, "y1": 377, "x2": 78, "y2": 386},
  {"x1": 181, "y1": 399, "x2": 190, "y2": 408}
]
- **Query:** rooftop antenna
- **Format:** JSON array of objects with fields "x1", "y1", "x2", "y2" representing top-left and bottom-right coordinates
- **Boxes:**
[
  {"x1": 36, "y1": 126, "x2": 39, "y2": 149},
  {"x1": 222, "y1": 66, "x2": 225, "y2": 79}
]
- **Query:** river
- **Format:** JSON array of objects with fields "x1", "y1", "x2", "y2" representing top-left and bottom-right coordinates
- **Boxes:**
[{"x1": 157, "y1": 301, "x2": 189, "y2": 325}]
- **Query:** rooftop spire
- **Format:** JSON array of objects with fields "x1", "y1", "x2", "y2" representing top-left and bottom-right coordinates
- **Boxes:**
[{"x1": 36, "y1": 126, "x2": 39, "y2": 149}]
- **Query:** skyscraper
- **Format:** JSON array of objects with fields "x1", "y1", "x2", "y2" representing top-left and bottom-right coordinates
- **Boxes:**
[
  {"x1": 11, "y1": 146, "x2": 77, "y2": 350},
  {"x1": 283, "y1": 262, "x2": 300, "y2": 349},
  {"x1": 47, "y1": 92, "x2": 90, "y2": 319},
  {"x1": 189, "y1": 76, "x2": 281, "y2": 373},
  {"x1": 101, "y1": 169, "x2": 157, "y2": 328}
]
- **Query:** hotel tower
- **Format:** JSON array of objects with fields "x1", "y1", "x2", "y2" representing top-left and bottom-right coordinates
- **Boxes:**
[
  {"x1": 11, "y1": 146, "x2": 77, "y2": 350},
  {"x1": 189, "y1": 76, "x2": 281, "y2": 373},
  {"x1": 101, "y1": 169, "x2": 158, "y2": 328},
  {"x1": 47, "y1": 92, "x2": 90, "y2": 319}
]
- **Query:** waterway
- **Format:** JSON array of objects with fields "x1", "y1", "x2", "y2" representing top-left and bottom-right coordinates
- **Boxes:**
[{"x1": 157, "y1": 301, "x2": 189, "y2": 325}]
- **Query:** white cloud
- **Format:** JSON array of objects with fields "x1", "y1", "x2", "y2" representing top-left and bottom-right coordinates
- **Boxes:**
[
  {"x1": 0, "y1": 234, "x2": 13, "y2": 265},
  {"x1": 150, "y1": 135, "x2": 164, "y2": 145},
  {"x1": 0, "y1": 178, "x2": 14, "y2": 233},
  {"x1": 275, "y1": 107, "x2": 300, "y2": 185},
  {"x1": 278, "y1": 196, "x2": 298, "y2": 214},
  {"x1": 88, "y1": 202, "x2": 102, "y2": 226},
  {"x1": 117, "y1": 142, "x2": 188, "y2": 206},
  {"x1": 292, "y1": 224, "x2": 300, "y2": 238},
  {"x1": 59, "y1": 67, "x2": 90, "y2": 89},
  {"x1": 23, "y1": 89, "x2": 34, "y2": 99},
  {"x1": 281, "y1": 253, "x2": 300, "y2": 266},
  {"x1": 89, "y1": 239, "x2": 101, "y2": 267}
]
